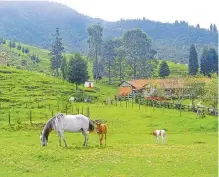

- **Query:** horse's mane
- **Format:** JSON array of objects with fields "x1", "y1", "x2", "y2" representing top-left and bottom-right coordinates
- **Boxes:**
[{"x1": 43, "y1": 113, "x2": 65, "y2": 140}]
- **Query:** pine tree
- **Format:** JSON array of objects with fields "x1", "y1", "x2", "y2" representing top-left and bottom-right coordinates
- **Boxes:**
[
  {"x1": 87, "y1": 23, "x2": 103, "y2": 82},
  {"x1": 68, "y1": 53, "x2": 89, "y2": 90},
  {"x1": 200, "y1": 48, "x2": 218, "y2": 76},
  {"x1": 208, "y1": 48, "x2": 218, "y2": 73},
  {"x1": 210, "y1": 24, "x2": 213, "y2": 32},
  {"x1": 213, "y1": 24, "x2": 217, "y2": 32},
  {"x1": 49, "y1": 28, "x2": 64, "y2": 77},
  {"x1": 200, "y1": 48, "x2": 211, "y2": 76},
  {"x1": 17, "y1": 43, "x2": 22, "y2": 50},
  {"x1": 158, "y1": 61, "x2": 170, "y2": 78},
  {"x1": 188, "y1": 44, "x2": 198, "y2": 75}
]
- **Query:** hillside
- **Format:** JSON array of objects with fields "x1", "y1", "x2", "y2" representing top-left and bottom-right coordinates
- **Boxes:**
[
  {"x1": 0, "y1": 40, "x2": 189, "y2": 79},
  {"x1": 0, "y1": 1, "x2": 217, "y2": 63},
  {"x1": 0, "y1": 66, "x2": 118, "y2": 109}
]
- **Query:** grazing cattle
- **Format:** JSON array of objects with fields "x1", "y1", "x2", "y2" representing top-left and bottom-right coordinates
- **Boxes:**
[
  {"x1": 95, "y1": 121, "x2": 107, "y2": 145},
  {"x1": 196, "y1": 108, "x2": 205, "y2": 119},
  {"x1": 40, "y1": 113, "x2": 95, "y2": 147},
  {"x1": 152, "y1": 130, "x2": 166, "y2": 144}
]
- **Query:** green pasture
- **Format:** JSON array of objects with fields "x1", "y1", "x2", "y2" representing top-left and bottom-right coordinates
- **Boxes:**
[
  {"x1": 0, "y1": 103, "x2": 218, "y2": 177},
  {"x1": 0, "y1": 66, "x2": 218, "y2": 177}
]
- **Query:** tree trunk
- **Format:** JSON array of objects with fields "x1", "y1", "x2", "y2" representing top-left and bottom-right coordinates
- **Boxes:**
[{"x1": 55, "y1": 67, "x2": 59, "y2": 77}]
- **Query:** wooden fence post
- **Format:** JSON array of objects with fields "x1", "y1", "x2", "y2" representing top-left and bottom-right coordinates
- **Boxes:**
[
  {"x1": 81, "y1": 106, "x2": 84, "y2": 114},
  {"x1": 29, "y1": 110, "x2": 32, "y2": 125},
  {"x1": 9, "y1": 111, "x2": 11, "y2": 125},
  {"x1": 87, "y1": 107, "x2": 90, "y2": 118},
  {"x1": 153, "y1": 101, "x2": 155, "y2": 112}
]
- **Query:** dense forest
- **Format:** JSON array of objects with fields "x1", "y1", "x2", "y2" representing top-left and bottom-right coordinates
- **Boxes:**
[{"x1": 0, "y1": 1, "x2": 217, "y2": 63}]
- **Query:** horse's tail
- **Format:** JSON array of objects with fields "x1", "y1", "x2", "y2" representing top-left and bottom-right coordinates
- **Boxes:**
[{"x1": 88, "y1": 119, "x2": 95, "y2": 132}]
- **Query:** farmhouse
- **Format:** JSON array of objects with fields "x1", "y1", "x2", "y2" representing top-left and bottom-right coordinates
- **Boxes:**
[
  {"x1": 84, "y1": 80, "x2": 94, "y2": 88},
  {"x1": 118, "y1": 78, "x2": 210, "y2": 98}
]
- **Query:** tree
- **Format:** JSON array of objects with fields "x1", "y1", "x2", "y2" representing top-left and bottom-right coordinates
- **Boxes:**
[
  {"x1": 200, "y1": 47, "x2": 218, "y2": 76},
  {"x1": 101, "y1": 39, "x2": 117, "y2": 84},
  {"x1": 24, "y1": 47, "x2": 29, "y2": 54},
  {"x1": 158, "y1": 61, "x2": 170, "y2": 78},
  {"x1": 49, "y1": 28, "x2": 64, "y2": 77},
  {"x1": 115, "y1": 46, "x2": 126, "y2": 82},
  {"x1": 210, "y1": 24, "x2": 213, "y2": 32},
  {"x1": 213, "y1": 24, "x2": 217, "y2": 32},
  {"x1": 188, "y1": 44, "x2": 198, "y2": 75},
  {"x1": 122, "y1": 28, "x2": 156, "y2": 78},
  {"x1": 87, "y1": 23, "x2": 103, "y2": 82},
  {"x1": 17, "y1": 43, "x2": 22, "y2": 50},
  {"x1": 203, "y1": 79, "x2": 218, "y2": 109},
  {"x1": 185, "y1": 78, "x2": 206, "y2": 111},
  {"x1": 61, "y1": 56, "x2": 67, "y2": 80},
  {"x1": 196, "y1": 24, "x2": 200, "y2": 28},
  {"x1": 208, "y1": 48, "x2": 218, "y2": 74},
  {"x1": 30, "y1": 54, "x2": 40, "y2": 64},
  {"x1": 68, "y1": 53, "x2": 89, "y2": 90},
  {"x1": 200, "y1": 48, "x2": 211, "y2": 76}
]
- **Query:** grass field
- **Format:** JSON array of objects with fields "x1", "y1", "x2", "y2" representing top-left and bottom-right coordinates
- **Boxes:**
[
  {"x1": 0, "y1": 66, "x2": 217, "y2": 177},
  {"x1": 0, "y1": 103, "x2": 218, "y2": 177}
]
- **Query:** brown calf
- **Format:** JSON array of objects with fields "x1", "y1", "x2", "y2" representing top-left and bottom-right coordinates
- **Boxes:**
[{"x1": 96, "y1": 122, "x2": 107, "y2": 145}]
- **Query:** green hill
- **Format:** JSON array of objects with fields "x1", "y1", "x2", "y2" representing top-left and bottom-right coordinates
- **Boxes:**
[
  {"x1": 0, "y1": 66, "x2": 117, "y2": 109},
  {"x1": 0, "y1": 1, "x2": 217, "y2": 63}
]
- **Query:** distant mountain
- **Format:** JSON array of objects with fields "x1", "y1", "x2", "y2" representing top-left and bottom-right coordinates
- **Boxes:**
[{"x1": 0, "y1": 1, "x2": 217, "y2": 63}]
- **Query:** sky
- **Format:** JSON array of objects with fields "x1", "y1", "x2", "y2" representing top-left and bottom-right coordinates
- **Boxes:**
[
  {"x1": 50, "y1": 0, "x2": 218, "y2": 29},
  {"x1": 8, "y1": 0, "x2": 219, "y2": 29}
]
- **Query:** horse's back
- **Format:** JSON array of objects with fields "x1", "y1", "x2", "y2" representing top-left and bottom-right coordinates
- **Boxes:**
[{"x1": 62, "y1": 114, "x2": 90, "y2": 131}]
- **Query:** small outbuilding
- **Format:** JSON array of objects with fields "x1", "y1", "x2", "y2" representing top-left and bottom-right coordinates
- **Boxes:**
[{"x1": 84, "y1": 80, "x2": 94, "y2": 88}]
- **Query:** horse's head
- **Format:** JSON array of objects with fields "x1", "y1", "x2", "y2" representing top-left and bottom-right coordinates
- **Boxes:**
[{"x1": 40, "y1": 131, "x2": 48, "y2": 146}]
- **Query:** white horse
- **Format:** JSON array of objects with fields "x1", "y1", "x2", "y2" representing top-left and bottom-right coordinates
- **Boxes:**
[
  {"x1": 152, "y1": 130, "x2": 166, "y2": 144},
  {"x1": 40, "y1": 113, "x2": 95, "y2": 147}
]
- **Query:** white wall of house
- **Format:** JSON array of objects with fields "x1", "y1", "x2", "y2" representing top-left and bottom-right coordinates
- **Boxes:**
[{"x1": 84, "y1": 81, "x2": 94, "y2": 88}]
